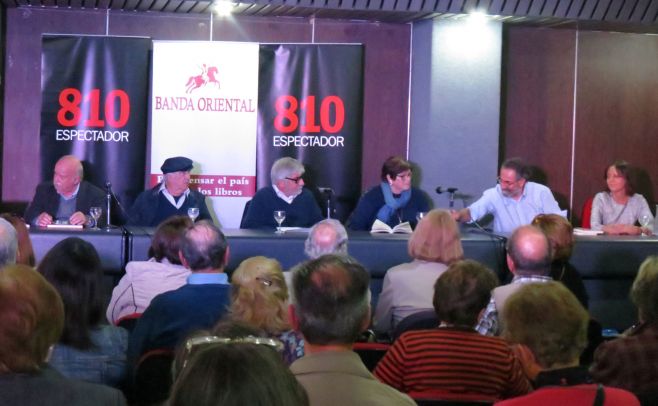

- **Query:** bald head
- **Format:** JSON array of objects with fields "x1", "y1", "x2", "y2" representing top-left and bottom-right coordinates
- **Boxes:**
[
  {"x1": 53, "y1": 155, "x2": 83, "y2": 197},
  {"x1": 304, "y1": 219, "x2": 348, "y2": 259},
  {"x1": 506, "y1": 225, "x2": 551, "y2": 276},
  {"x1": 180, "y1": 221, "x2": 228, "y2": 272}
]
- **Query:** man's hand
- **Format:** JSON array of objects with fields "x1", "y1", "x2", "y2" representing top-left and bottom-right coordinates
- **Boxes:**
[
  {"x1": 69, "y1": 211, "x2": 88, "y2": 226},
  {"x1": 36, "y1": 212, "x2": 53, "y2": 227},
  {"x1": 450, "y1": 208, "x2": 471, "y2": 223}
]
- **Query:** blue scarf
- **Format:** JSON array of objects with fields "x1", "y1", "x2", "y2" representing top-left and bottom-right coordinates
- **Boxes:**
[{"x1": 376, "y1": 182, "x2": 411, "y2": 224}]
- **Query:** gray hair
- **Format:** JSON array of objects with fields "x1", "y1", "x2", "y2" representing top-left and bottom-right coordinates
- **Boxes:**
[
  {"x1": 270, "y1": 157, "x2": 305, "y2": 184},
  {"x1": 506, "y1": 225, "x2": 551, "y2": 276},
  {"x1": 304, "y1": 219, "x2": 348, "y2": 259},
  {"x1": 291, "y1": 255, "x2": 370, "y2": 345},
  {"x1": 0, "y1": 218, "x2": 17, "y2": 267}
]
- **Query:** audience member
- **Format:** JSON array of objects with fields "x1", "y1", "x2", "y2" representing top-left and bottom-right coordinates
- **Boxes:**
[
  {"x1": 106, "y1": 215, "x2": 193, "y2": 325},
  {"x1": 0, "y1": 265, "x2": 126, "y2": 405},
  {"x1": 289, "y1": 255, "x2": 415, "y2": 406},
  {"x1": 348, "y1": 156, "x2": 430, "y2": 231},
  {"x1": 590, "y1": 160, "x2": 653, "y2": 235},
  {"x1": 373, "y1": 209, "x2": 463, "y2": 336},
  {"x1": 304, "y1": 219, "x2": 348, "y2": 259},
  {"x1": 127, "y1": 156, "x2": 212, "y2": 227},
  {"x1": 590, "y1": 255, "x2": 658, "y2": 399},
  {"x1": 0, "y1": 217, "x2": 17, "y2": 267},
  {"x1": 169, "y1": 335, "x2": 308, "y2": 406},
  {"x1": 498, "y1": 282, "x2": 639, "y2": 405},
  {"x1": 532, "y1": 213, "x2": 588, "y2": 308},
  {"x1": 451, "y1": 158, "x2": 563, "y2": 235},
  {"x1": 476, "y1": 225, "x2": 552, "y2": 336},
  {"x1": 230, "y1": 256, "x2": 304, "y2": 364},
  {"x1": 24, "y1": 155, "x2": 105, "y2": 227},
  {"x1": 0, "y1": 213, "x2": 35, "y2": 266},
  {"x1": 241, "y1": 157, "x2": 323, "y2": 229},
  {"x1": 375, "y1": 260, "x2": 530, "y2": 401},
  {"x1": 127, "y1": 221, "x2": 231, "y2": 363},
  {"x1": 37, "y1": 238, "x2": 128, "y2": 388}
]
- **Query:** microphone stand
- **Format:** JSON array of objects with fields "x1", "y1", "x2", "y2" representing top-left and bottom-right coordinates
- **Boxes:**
[
  {"x1": 318, "y1": 187, "x2": 334, "y2": 219},
  {"x1": 104, "y1": 182, "x2": 118, "y2": 230}
]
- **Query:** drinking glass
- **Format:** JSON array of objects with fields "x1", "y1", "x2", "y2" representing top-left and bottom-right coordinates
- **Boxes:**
[
  {"x1": 640, "y1": 214, "x2": 652, "y2": 236},
  {"x1": 273, "y1": 210, "x2": 286, "y2": 234},
  {"x1": 188, "y1": 207, "x2": 200, "y2": 222},
  {"x1": 89, "y1": 206, "x2": 102, "y2": 230}
]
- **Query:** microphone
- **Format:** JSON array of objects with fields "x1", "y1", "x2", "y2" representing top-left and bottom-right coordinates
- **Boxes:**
[
  {"x1": 318, "y1": 187, "x2": 334, "y2": 195},
  {"x1": 435, "y1": 186, "x2": 458, "y2": 194}
]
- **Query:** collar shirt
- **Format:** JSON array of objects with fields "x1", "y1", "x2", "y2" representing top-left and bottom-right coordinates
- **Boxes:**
[
  {"x1": 159, "y1": 183, "x2": 190, "y2": 209},
  {"x1": 468, "y1": 182, "x2": 563, "y2": 236},
  {"x1": 273, "y1": 184, "x2": 299, "y2": 204},
  {"x1": 187, "y1": 272, "x2": 229, "y2": 285}
]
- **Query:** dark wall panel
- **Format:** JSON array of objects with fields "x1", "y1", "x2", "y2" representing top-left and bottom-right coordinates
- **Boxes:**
[
  {"x1": 108, "y1": 12, "x2": 210, "y2": 39},
  {"x1": 503, "y1": 26, "x2": 576, "y2": 216},
  {"x1": 314, "y1": 19, "x2": 410, "y2": 190},
  {"x1": 573, "y1": 30, "x2": 658, "y2": 222},
  {"x1": 3, "y1": 8, "x2": 106, "y2": 204}
]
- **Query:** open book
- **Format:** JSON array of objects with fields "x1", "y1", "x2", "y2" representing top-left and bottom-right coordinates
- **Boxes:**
[{"x1": 370, "y1": 219, "x2": 413, "y2": 234}]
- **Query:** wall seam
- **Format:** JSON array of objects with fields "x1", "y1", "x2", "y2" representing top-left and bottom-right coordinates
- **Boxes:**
[{"x1": 569, "y1": 28, "x2": 579, "y2": 221}]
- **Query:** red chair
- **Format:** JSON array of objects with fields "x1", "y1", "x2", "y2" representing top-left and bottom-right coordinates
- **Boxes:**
[
  {"x1": 580, "y1": 196, "x2": 594, "y2": 228},
  {"x1": 115, "y1": 312, "x2": 142, "y2": 332},
  {"x1": 353, "y1": 342, "x2": 390, "y2": 371},
  {"x1": 132, "y1": 348, "x2": 175, "y2": 405}
]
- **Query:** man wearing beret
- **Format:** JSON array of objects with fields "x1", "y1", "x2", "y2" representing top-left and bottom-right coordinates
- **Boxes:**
[
  {"x1": 126, "y1": 156, "x2": 212, "y2": 227},
  {"x1": 25, "y1": 155, "x2": 106, "y2": 227}
]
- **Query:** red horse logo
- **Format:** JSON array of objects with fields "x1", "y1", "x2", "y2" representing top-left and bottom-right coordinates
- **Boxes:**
[{"x1": 185, "y1": 65, "x2": 220, "y2": 93}]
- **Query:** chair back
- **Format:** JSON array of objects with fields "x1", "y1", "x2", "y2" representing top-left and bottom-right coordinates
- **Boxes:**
[
  {"x1": 581, "y1": 196, "x2": 594, "y2": 228},
  {"x1": 392, "y1": 310, "x2": 439, "y2": 341}
]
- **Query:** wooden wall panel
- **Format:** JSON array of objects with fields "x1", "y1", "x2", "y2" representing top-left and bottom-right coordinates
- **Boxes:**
[
  {"x1": 503, "y1": 26, "x2": 577, "y2": 217},
  {"x1": 213, "y1": 15, "x2": 312, "y2": 42},
  {"x1": 3, "y1": 8, "x2": 106, "y2": 205},
  {"x1": 314, "y1": 19, "x2": 410, "y2": 190},
  {"x1": 573, "y1": 31, "x2": 658, "y2": 222}
]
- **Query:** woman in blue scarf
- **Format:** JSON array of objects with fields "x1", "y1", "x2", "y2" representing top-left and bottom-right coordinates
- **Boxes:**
[{"x1": 348, "y1": 156, "x2": 430, "y2": 231}]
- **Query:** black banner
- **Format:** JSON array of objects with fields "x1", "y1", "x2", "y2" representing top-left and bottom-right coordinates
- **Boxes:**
[
  {"x1": 257, "y1": 44, "x2": 364, "y2": 222},
  {"x1": 40, "y1": 36, "x2": 150, "y2": 219}
]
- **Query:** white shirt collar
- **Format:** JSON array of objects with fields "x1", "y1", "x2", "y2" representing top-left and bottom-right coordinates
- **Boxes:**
[
  {"x1": 159, "y1": 183, "x2": 190, "y2": 209},
  {"x1": 273, "y1": 184, "x2": 298, "y2": 204}
]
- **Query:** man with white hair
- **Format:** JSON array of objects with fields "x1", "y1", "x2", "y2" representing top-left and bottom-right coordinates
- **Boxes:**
[
  {"x1": 127, "y1": 156, "x2": 212, "y2": 227},
  {"x1": 0, "y1": 218, "x2": 17, "y2": 267},
  {"x1": 241, "y1": 157, "x2": 323, "y2": 229},
  {"x1": 25, "y1": 155, "x2": 105, "y2": 227},
  {"x1": 304, "y1": 219, "x2": 348, "y2": 259}
]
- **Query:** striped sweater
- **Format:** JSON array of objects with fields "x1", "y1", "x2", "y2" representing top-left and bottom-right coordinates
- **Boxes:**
[{"x1": 374, "y1": 327, "x2": 531, "y2": 400}]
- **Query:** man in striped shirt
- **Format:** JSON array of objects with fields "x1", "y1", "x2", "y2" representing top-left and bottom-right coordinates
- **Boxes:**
[{"x1": 374, "y1": 260, "x2": 531, "y2": 401}]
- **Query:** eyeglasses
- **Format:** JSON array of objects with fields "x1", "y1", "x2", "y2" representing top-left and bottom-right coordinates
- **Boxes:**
[
  {"x1": 177, "y1": 335, "x2": 284, "y2": 374},
  {"x1": 497, "y1": 177, "x2": 520, "y2": 187},
  {"x1": 285, "y1": 176, "x2": 303, "y2": 184}
]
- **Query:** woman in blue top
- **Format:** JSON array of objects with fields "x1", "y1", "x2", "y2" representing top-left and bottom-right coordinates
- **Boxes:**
[{"x1": 348, "y1": 156, "x2": 430, "y2": 231}]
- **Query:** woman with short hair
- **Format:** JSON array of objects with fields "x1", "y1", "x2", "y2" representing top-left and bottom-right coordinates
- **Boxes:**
[
  {"x1": 374, "y1": 260, "x2": 530, "y2": 401},
  {"x1": 373, "y1": 209, "x2": 463, "y2": 336},
  {"x1": 348, "y1": 156, "x2": 430, "y2": 231},
  {"x1": 106, "y1": 215, "x2": 193, "y2": 325}
]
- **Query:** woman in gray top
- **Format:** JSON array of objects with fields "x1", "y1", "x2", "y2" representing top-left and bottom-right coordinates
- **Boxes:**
[{"x1": 590, "y1": 160, "x2": 653, "y2": 235}]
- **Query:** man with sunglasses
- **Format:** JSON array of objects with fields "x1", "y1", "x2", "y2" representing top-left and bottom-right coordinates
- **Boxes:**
[
  {"x1": 241, "y1": 157, "x2": 323, "y2": 229},
  {"x1": 451, "y1": 158, "x2": 563, "y2": 235}
]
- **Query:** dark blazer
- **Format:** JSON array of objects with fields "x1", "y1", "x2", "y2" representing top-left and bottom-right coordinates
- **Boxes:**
[
  {"x1": 24, "y1": 181, "x2": 106, "y2": 226},
  {"x1": 0, "y1": 365, "x2": 126, "y2": 406},
  {"x1": 126, "y1": 183, "x2": 212, "y2": 227}
]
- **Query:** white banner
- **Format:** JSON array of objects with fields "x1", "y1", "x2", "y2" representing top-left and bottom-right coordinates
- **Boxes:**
[{"x1": 151, "y1": 41, "x2": 259, "y2": 228}]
